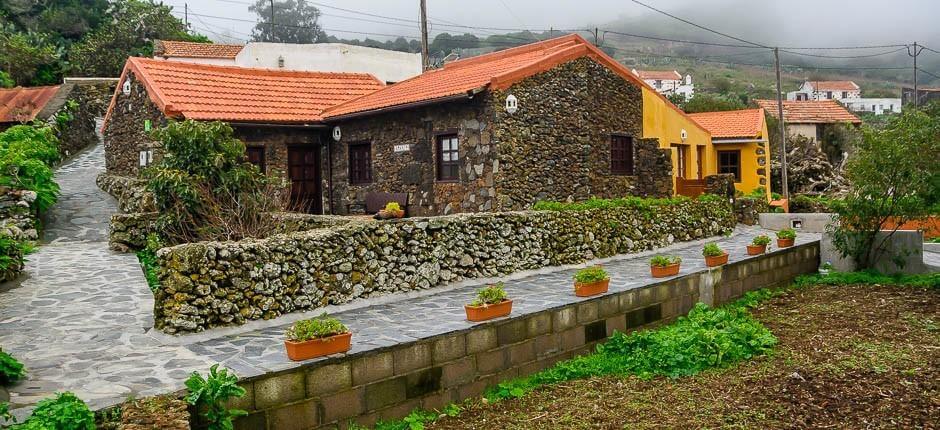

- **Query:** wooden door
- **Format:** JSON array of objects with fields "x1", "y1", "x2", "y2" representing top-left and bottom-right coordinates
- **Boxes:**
[
  {"x1": 287, "y1": 146, "x2": 322, "y2": 214},
  {"x1": 696, "y1": 146, "x2": 705, "y2": 179}
]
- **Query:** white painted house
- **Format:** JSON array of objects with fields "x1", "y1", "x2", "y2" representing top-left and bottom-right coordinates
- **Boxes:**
[
  {"x1": 153, "y1": 40, "x2": 422, "y2": 84},
  {"x1": 787, "y1": 80, "x2": 861, "y2": 101},
  {"x1": 842, "y1": 98, "x2": 902, "y2": 115},
  {"x1": 631, "y1": 69, "x2": 695, "y2": 100}
]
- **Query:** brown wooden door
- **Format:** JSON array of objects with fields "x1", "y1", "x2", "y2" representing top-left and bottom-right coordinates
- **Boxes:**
[
  {"x1": 288, "y1": 146, "x2": 322, "y2": 213},
  {"x1": 696, "y1": 146, "x2": 705, "y2": 179}
]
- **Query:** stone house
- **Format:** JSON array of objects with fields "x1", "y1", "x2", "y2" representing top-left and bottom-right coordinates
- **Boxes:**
[
  {"x1": 688, "y1": 109, "x2": 771, "y2": 197},
  {"x1": 103, "y1": 34, "x2": 721, "y2": 216}
]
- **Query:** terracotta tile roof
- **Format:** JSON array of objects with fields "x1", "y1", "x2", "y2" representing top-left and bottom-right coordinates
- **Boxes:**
[
  {"x1": 0, "y1": 86, "x2": 60, "y2": 124},
  {"x1": 323, "y1": 33, "x2": 703, "y2": 135},
  {"x1": 807, "y1": 80, "x2": 859, "y2": 91},
  {"x1": 754, "y1": 99, "x2": 861, "y2": 124},
  {"x1": 102, "y1": 58, "x2": 384, "y2": 130},
  {"x1": 687, "y1": 109, "x2": 765, "y2": 139},
  {"x1": 155, "y1": 40, "x2": 243, "y2": 59},
  {"x1": 633, "y1": 69, "x2": 683, "y2": 81}
]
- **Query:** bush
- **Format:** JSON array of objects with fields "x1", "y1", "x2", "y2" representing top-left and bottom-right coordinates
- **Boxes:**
[
  {"x1": 702, "y1": 243, "x2": 725, "y2": 257},
  {"x1": 794, "y1": 270, "x2": 940, "y2": 289},
  {"x1": 285, "y1": 314, "x2": 349, "y2": 342},
  {"x1": 136, "y1": 233, "x2": 163, "y2": 292},
  {"x1": 0, "y1": 350, "x2": 26, "y2": 384},
  {"x1": 470, "y1": 283, "x2": 508, "y2": 306},
  {"x1": 11, "y1": 392, "x2": 94, "y2": 430},
  {"x1": 650, "y1": 255, "x2": 681, "y2": 267},
  {"x1": 0, "y1": 232, "x2": 29, "y2": 281},
  {"x1": 776, "y1": 228, "x2": 796, "y2": 240},
  {"x1": 790, "y1": 194, "x2": 835, "y2": 213},
  {"x1": 752, "y1": 235, "x2": 771, "y2": 246},
  {"x1": 573, "y1": 265, "x2": 609, "y2": 284},
  {"x1": 0, "y1": 125, "x2": 60, "y2": 213},
  {"x1": 185, "y1": 364, "x2": 247, "y2": 430}
]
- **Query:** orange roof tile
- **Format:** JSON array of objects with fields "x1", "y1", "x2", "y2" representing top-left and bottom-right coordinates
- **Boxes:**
[
  {"x1": 633, "y1": 70, "x2": 682, "y2": 81},
  {"x1": 0, "y1": 86, "x2": 60, "y2": 124},
  {"x1": 806, "y1": 80, "x2": 859, "y2": 92},
  {"x1": 687, "y1": 109, "x2": 765, "y2": 139},
  {"x1": 754, "y1": 99, "x2": 861, "y2": 124},
  {"x1": 102, "y1": 58, "x2": 384, "y2": 130},
  {"x1": 323, "y1": 34, "x2": 703, "y2": 135},
  {"x1": 155, "y1": 40, "x2": 243, "y2": 59}
]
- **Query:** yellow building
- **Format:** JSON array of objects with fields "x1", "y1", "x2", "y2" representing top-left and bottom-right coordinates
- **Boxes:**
[
  {"x1": 641, "y1": 88, "x2": 716, "y2": 195},
  {"x1": 688, "y1": 109, "x2": 771, "y2": 198}
]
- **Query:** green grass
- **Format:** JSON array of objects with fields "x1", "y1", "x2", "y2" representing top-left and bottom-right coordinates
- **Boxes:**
[
  {"x1": 136, "y1": 249, "x2": 160, "y2": 292},
  {"x1": 794, "y1": 270, "x2": 940, "y2": 289}
]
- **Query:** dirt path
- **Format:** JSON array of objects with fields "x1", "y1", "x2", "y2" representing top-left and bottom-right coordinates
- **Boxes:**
[{"x1": 430, "y1": 284, "x2": 940, "y2": 429}]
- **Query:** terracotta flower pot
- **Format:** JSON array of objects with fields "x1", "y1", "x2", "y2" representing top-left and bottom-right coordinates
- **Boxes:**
[
  {"x1": 284, "y1": 332, "x2": 352, "y2": 361},
  {"x1": 746, "y1": 244, "x2": 767, "y2": 255},
  {"x1": 777, "y1": 238, "x2": 794, "y2": 248},
  {"x1": 574, "y1": 279, "x2": 610, "y2": 297},
  {"x1": 650, "y1": 263, "x2": 680, "y2": 278},
  {"x1": 464, "y1": 299, "x2": 513, "y2": 322},
  {"x1": 705, "y1": 252, "x2": 729, "y2": 267}
]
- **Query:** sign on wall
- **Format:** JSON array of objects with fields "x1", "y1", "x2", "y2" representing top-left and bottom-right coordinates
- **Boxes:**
[{"x1": 393, "y1": 144, "x2": 411, "y2": 153}]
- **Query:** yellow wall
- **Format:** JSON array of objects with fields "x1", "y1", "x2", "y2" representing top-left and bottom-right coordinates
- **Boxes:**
[
  {"x1": 640, "y1": 87, "x2": 715, "y2": 191},
  {"x1": 711, "y1": 119, "x2": 771, "y2": 199}
]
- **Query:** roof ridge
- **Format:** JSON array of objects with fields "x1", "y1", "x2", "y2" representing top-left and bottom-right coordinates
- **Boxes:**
[
  {"x1": 439, "y1": 34, "x2": 581, "y2": 70},
  {"x1": 135, "y1": 57, "x2": 383, "y2": 81}
]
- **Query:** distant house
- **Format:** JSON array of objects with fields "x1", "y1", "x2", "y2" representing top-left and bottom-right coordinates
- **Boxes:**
[
  {"x1": 754, "y1": 99, "x2": 861, "y2": 142},
  {"x1": 902, "y1": 87, "x2": 940, "y2": 106},
  {"x1": 0, "y1": 86, "x2": 60, "y2": 131},
  {"x1": 787, "y1": 81, "x2": 860, "y2": 101},
  {"x1": 153, "y1": 40, "x2": 422, "y2": 84},
  {"x1": 689, "y1": 109, "x2": 771, "y2": 197},
  {"x1": 631, "y1": 69, "x2": 694, "y2": 100},
  {"x1": 842, "y1": 98, "x2": 901, "y2": 115}
]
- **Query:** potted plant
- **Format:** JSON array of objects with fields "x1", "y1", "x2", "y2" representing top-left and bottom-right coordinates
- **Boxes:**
[
  {"x1": 650, "y1": 255, "x2": 681, "y2": 278},
  {"x1": 776, "y1": 228, "x2": 796, "y2": 248},
  {"x1": 747, "y1": 235, "x2": 771, "y2": 255},
  {"x1": 819, "y1": 261, "x2": 833, "y2": 276},
  {"x1": 284, "y1": 314, "x2": 352, "y2": 361},
  {"x1": 702, "y1": 243, "x2": 728, "y2": 267},
  {"x1": 573, "y1": 265, "x2": 610, "y2": 297},
  {"x1": 464, "y1": 282, "x2": 513, "y2": 322}
]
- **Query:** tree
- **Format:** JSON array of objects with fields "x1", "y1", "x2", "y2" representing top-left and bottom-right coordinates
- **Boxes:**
[
  {"x1": 0, "y1": 25, "x2": 60, "y2": 86},
  {"x1": 250, "y1": 0, "x2": 323, "y2": 43},
  {"x1": 681, "y1": 93, "x2": 746, "y2": 113}
]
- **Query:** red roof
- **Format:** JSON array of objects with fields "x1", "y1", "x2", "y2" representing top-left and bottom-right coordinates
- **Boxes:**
[
  {"x1": 323, "y1": 34, "x2": 701, "y2": 129},
  {"x1": 754, "y1": 99, "x2": 861, "y2": 124},
  {"x1": 806, "y1": 80, "x2": 859, "y2": 92},
  {"x1": 0, "y1": 86, "x2": 60, "y2": 124},
  {"x1": 155, "y1": 40, "x2": 243, "y2": 59},
  {"x1": 688, "y1": 109, "x2": 765, "y2": 139},
  {"x1": 633, "y1": 70, "x2": 683, "y2": 81},
  {"x1": 102, "y1": 58, "x2": 384, "y2": 130}
]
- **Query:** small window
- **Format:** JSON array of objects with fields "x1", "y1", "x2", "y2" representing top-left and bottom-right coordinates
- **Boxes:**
[
  {"x1": 610, "y1": 135, "x2": 634, "y2": 175},
  {"x1": 436, "y1": 134, "x2": 459, "y2": 181},
  {"x1": 841, "y1": 91, "x2": 847, "y2": 98},
  {"x1": 348, "y1": 142, "x2": 372, "y2": 184},
  {"x1": 826, "y1": 91, "x2": 833, "y2": 99},
  {"x1": 246, "y1": 146, "x2": 265, "y2": 173},
  {"x1": 717, "y1": 150, "x2": 741, "y2": 182}
]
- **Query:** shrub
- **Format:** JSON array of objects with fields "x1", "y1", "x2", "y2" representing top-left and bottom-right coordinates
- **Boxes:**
[
  {"x1": 776, "y1": 228, "x2": 796, "y2": 240},
  {"x1": 136, "y1": 233, "x2": 163, "y2": 292},
  {"x1": 573, "y1": 265, "x2": 609, "y2": 284},
  {"x1": 0, "y1": 232, "x2": 29, "y2": 281},
  {"x1": 0, "y1": 125, "x2": 60, "y2": 213},
  {"x1": 11, "y1": 392, "x2": 94, "y2": 430},
  {"x1": 794, "y1": 270, "x2": 940, "y2": 289},
  {"x1": 752, "y1": 235, "x2": 771, "y2": 246},
  {"x1": 285, "y1": 314, "x2": 349, "y2": 342},
  {"x1": 650, "y1": 255, "x2": 681, "y2": 267},
  {"x1": 0, "y1": 350, "x2": 26, "y2": 384},
  {"x1": 384, "y1": 201, "x2": 401, "y2": 212},
  {"x1": 702, "y1": 243, "x2": 725, "y2": 257},
  {"x1": 745, "y1": 187, "x2": 781, "y2": 201},
  {"x1": 185, "y1": 364, "x2": 247, "y2": 430},
  {"x1": 470, "y1": 283, "x2": 508, "y2": 306}
]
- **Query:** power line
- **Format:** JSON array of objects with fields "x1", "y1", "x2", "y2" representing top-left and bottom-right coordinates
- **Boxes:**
[{"x1": 627, "y1": 0, "x2": 769, "y2": 48}]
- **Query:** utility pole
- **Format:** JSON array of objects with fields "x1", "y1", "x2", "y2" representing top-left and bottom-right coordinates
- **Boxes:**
[
  {"x1": 593, "y1": 27, "x2": 599, "y2": 45},
  {"x1": 270, "y1": 0, "x2": 275, "y2": 43},
  {"x1": 184, "y1": 3, "x2": 188, "y2": 32},
  {"x1": 419, "y1": 0, "x2": 429, "y2": 71},
  {"x1": 909, "y1": 42, "x2": 925, "y2": 107},
  {"x1": 773, "y1": 47, "x2": 789, "y2": 200}
]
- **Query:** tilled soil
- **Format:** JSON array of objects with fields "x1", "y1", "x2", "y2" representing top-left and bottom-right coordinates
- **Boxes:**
[{"x1": 430, "y1": 284, "x2": 940, "y2": 430}]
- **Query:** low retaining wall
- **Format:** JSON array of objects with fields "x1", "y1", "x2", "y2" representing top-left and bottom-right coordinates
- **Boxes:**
[
  {"x1": 155, "y1": 199, "x2": 735, "y2": 333},
  {"x1": 96, "y1": 173, "x2": 154, "y2": 213},
  {"x1": 0, "y1": 188, "x2": 38, "y2": 281},
  {"x1": 228, "y1": 241, "x2": 820, "y2": 429}
]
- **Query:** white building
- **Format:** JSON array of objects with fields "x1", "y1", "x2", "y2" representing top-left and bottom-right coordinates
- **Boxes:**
[
  {"x1": 787, "y1": 81, "x2": 861, "y2": 101},
  {"x1": 153, "y1": 40, "x2": 422, "y2": 84},
  {"x1": 842, "y1": 98, "x2": 902, "y2": 115},
  {"x1": 631, "y1": 69, "x2": 694, "y2": 100}
]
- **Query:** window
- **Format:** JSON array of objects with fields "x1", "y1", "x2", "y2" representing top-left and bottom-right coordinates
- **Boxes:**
[
  {"x1": 841, "y1": 91, "x2": 847, "y2": 98},
  {"x1": 654, "y1": 80, "x2": 662, "y2": 89},
  {"x1": 671, "y1": 144, "x2": 687, "y2": 178},
  {"x1": 436, "y1": 134, "x2": 459, "y2": 181},
  {"x1": 717, "y1": 150, "x2": 741, "y2": 182},
  {"x1": 348, "y1": 142, "x2": 372, "y2": 184},
  {"x1": 246, "y1": 146, "x2": 265, "y2": 173},
  {"x1": 826, "y1": 91, "x2": 833, "y2": 99},
  {"x1": 610, "y1": 135, "x2": 634, "y2": 175}
]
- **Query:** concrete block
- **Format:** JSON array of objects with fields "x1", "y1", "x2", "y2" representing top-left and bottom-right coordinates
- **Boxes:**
[
  {"x1": 507, "y1": 340, "x2": 536, "y2": 366},
  {"x1": 533, "y1": 333, "x2": 561, "y2": 357},
  {"x1": 421, "y1": 388, "x2": 457, "y2": 411},
  {"x1": 475, "y1": 348, "x2": 507, "y2": 374},
  {"x1": 405, "y1": 367, "x2": 442, "y2": 398},
  {"x1": 526, "y1": 313, "x2": 552, "y2": 337},
  {"x1": 552, "y1": 307, "x2": 577, "y2": 332},
  {"x1": 441, "y1": 357, "x2": 475, "y2": 388},
  {"x1": 254, "y1": 371, "x2": 305, "y2": 410},
  {"x1": 364, "y1": 377, "x2": 407, "y2": 411},
  {"x1": 606, "y1": 315, "x2": 626, "y2": 336},
  {"x1": 496, "y1": 319, "x2": 527, "y2": 346},
  {"x1": 559, "y1": 327, "x2": 585, "y2": 351},
  {"x1": 576, "y1": 301, "x2": 598, "y2": 324},
  {"x1": 352, "y1": 352, "x2": 394, "y2": 386},
  {"x1": 307, "y1": 362, "x2": 351, "y2": 397},
  {"x1": 432, "y1": 335, "x2": 466, "y2": 363},
  {"x1": 466, "y1": 327, "x2": 497, "y2": 354},
  {"x1": 268, "y1": 399, "x2": 318, "y2": 430},
  {"x1": 584, "y1": 319, "x2": 607, "y2": 342},
  {"x1": 321, "y1": 387, "x2": 365, "y2": 424},
  {"x1": 224, "y1": 381, "x2": 254, "y2": 412},
  {"x1": 759, "y1": 213, "x2": 832, "y2": 232},
  {"x1": 393, "y1": 343, "x2": 431, "y2": 375},
  {"x1": 597, "y1": 295, "x2": 620, "y2": 319},
  {"x1": 618, "y1": 290, "x2": 636, "y2": 311},
  {"x1": 233, "y1": 412, "x2": 266, "y2": 430},
  {"x1": 376, "y1": 398, "x2": 421, "y2": 422}
]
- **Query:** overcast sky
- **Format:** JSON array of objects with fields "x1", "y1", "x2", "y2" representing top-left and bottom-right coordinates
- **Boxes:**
[{"x1": 165, "y1": 0, "x2": 940, "y2": 48}]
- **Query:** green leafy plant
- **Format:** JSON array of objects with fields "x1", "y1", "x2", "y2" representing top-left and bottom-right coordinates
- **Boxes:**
[
  {"x1": 384, "y1": 201, "x2": 402, "y2": 212},
  {"x1": 0, "y1": 350, "x2": 26, "y2": 384},
  {"x1": 776, "y1": 228, "x2": 796, "y2": 240},
  {"x1": 136, "y1": 233, "x2": 164, "y2": 292},
  {"x1": 185, "y1": 364, "x2": 247, "y2": 430},
  {"x1": 470, "y1": 282, "x2": 508, "y2": 307},
  {"x1": 650, "y1": 255, "x2": 681, "y2": 267},
  {"x1": 0, "y1": 125, "x2": 61, "y2": 213},
  {"x1": 573, "y1": 265, "x2": 609, "y2": 284},
  {"x1": 794, "y1": 270, "x2": 940, "y2": 289},
  {"x1": 752, "y1": 235, "x2": 771, "y2": 246},
  {"x1": 702, "y1": 243, "x2": 725, "y2": 257},
  {"x1": 0, "y1": 401, "x2": 13, "y2": 424},
  {"x1": 11, "y1": 392, "x2": 94, "y2": 430},
  {"x1": 285, "y1": 314, "x2": 349, "y2": 342}
]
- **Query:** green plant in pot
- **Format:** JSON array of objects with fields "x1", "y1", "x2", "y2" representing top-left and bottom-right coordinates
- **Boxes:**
[
  {"x1": 776, "y1": 228, "x2": 797, "y2": 247},
  {"x1": 650, "y1": 255, "x2": 682, "y2": 278},
  {"x1": 748, "y1": 235, "x2": 771, "y2": 255},
  {"x1": 573, "y1": 265, "x2": 610, "y2": 297},
  {"x1": 284, "y1": 314, "x2": 351, "y2": 361},
  {"x1": 702, "y1": 242, "x2": 728, "y2": 267},
  {"x1": 377, "y1": 201, "x2": 405, "y2": 219},
  {"x1": 465, "y1": 282, "x2": 513, "y2": 322}
]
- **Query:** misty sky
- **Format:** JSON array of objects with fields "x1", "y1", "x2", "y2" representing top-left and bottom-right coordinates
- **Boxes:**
[{"x1": 165, "y1": 0, "x2": 940, "y2": 48}]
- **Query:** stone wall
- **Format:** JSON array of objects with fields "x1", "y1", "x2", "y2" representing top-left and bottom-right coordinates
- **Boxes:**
[
  {"x1": 0, "y1": 188, "x2": 39, "y2": 281},
  {"x1": 154, "y1": 198, "x2": 735, "y2": 333},
  {"x1": 96, "y1": 174, "x2": 155, "y2": 213},
  {"x1": 734, "y1": 197, "x2": 770, "y2": 226},
  {"x1": 227, "y1": 242, "x2": 820, "y2": 429},
  {"x1": 47, "y1": 79, "x2": 117, "y2": 158},
  {"x1": 103, "y1": 71, "x2": 168, "y2": 176}
]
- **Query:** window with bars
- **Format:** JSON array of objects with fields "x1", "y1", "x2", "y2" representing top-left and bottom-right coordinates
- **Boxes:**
[
  {"x1": 436, "y1": 134, "x2": 459, "y2": 181},
  {"x1": 348, "y1": 142, "x2": 372, "y2": 184},
  {"x1": 717, "y1": 150, "x2": 741, "y2": 182},
  {"x1": 610, "y1": 135, "x2": 634, "y2": 175}
]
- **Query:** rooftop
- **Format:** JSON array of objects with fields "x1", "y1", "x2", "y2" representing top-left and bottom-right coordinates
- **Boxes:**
[
  {"x1": 154, "y1": 40, "x2": 244, "y2": 59},
  {"x1": 632, "y1": 69, "x2": 683, "y2": 81},
  {"x1": 754, "y1": 99, "x2": 861, "y2": 124},
  {"x1": 688, "y1": 108, "x2": 765, "y2": 139},
  {"x1": 0, "y1": 86, "x2": 60, "y2": 124},
  {"x1": 805, "y1": 80, "x2": 859, "y2": 92}
]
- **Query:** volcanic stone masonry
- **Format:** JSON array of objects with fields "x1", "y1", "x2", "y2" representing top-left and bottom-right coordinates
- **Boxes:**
[
  {"x1": 154, "y1": 197, "x2": 735, "y2": 333},
  {"x1": 103, "y1": 72, "x2": 168, "y2": 176}
]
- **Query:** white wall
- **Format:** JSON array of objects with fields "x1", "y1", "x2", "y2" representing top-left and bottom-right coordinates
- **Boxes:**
[
  {"x1": 155, "y1": 56, "x2": 237, "y2": 66},
  {"x1": 235, "y1": 43, "x2": 422, "y2": 83},
  {"x1": 787, "y1": 123, "x2": 819, "y2": 141},
  {"x1": 787, "y1": 82, "x2": 860, "y2": 101},
  {"x1": 843, "y1": 98, "x2": 902, "y2": 115}
]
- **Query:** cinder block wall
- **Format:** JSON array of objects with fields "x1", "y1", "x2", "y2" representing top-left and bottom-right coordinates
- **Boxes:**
[{"x1": 228, "y1": 242, "x2": 820, "y2": 430}]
